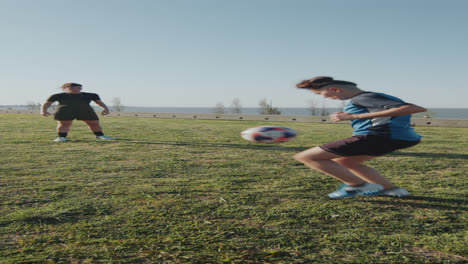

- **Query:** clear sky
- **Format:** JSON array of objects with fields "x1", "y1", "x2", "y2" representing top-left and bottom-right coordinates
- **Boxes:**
[{"x1": 1, "y1": 0, "x2": 467, "y2": 108}]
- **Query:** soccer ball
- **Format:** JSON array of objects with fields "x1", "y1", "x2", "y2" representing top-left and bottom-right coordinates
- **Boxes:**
[{"x1": 241, "y1": 126, "x2": 297, "y2": 143}]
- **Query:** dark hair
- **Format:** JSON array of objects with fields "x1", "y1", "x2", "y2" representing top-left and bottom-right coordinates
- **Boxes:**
[
  {"x1": 296, "y1": 76, "x2": 356, "y2": 89},
  {"x1": 61, "y1": 82, "x2": 82, "y2": 89}
]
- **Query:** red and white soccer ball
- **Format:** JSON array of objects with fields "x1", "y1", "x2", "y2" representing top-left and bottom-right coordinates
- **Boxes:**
[{"x1": 241, "y1": 126, "x2": 297, "y2": 143}]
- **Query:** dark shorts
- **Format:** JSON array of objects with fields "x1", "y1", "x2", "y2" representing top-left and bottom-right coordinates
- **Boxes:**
[
  {"x1": 54, "y1": 107, "x2": 99, "y2": 121},
  {"x1": 320, "y1": 135, "x2": 420, "y2": 157}
]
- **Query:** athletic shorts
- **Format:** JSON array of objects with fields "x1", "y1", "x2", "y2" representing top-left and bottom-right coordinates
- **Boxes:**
[
  {"x1": 320, "y1": 135, "x2": 420, "y2": 157},
  {"x1": 54, "y1": 107, "x2": 99, "y2": 121}
]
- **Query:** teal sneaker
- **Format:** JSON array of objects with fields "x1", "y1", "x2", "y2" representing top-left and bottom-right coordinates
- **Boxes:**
[
  {"x1": 328, "y1": 183, "x2": 383, "y2": 199},
  {"x1": 361, "y1": 187, "x2": 409, "y2": 198}
]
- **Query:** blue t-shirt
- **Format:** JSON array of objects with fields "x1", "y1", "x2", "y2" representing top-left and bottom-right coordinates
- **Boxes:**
[{"x1": 344, "y1": 92, "x2": 421, "y2": 141}]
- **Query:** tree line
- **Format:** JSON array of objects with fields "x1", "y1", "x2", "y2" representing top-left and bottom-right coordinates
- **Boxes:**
[
  {"x1": 215, "y1": 98, "x2": 347, "y2": 116},
  {"x1": 26, "y1": 96, "x2": 346, "y2": 116},
  {"x1": 214, "y1": 98, "x2": 282, "y2": 115}
]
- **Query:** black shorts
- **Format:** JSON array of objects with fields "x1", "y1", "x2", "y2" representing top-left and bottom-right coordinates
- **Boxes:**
[
  {"x1": 54, "y1": 107, "x2": 99, "y2": 121},
  {"x1": 320, "y1": 135, "x2": 420, "y2": 157}
]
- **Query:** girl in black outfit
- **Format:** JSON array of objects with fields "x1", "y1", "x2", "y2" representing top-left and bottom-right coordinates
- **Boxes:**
[{"x1": 41, "y1": 82, "x2": 114, "y2": 142}]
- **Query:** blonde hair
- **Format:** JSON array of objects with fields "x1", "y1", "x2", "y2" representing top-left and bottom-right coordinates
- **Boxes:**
[{"x1": 60, "y1": 83, "x2": 82, "y2": 89}]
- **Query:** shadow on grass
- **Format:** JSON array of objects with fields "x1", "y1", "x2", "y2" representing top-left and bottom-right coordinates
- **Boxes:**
[
  {"x1": 1, "y1": 210, "x2": 92, "y2": 227},
  {"x1": 365, "y1": 195, "x2": 467, "y2": 211},
  {"x1": 391, "y1": 151, "x2": 468, "y2": 160},
  {"x1": 117, "y1": 139, "x2": 307, "y2": 151},
  {"x1": 74, "y1": 139, "x2": 468, "y2": 159},
  {"x1": 60, "y1": 139, "x2": 115, "y2": 143}
]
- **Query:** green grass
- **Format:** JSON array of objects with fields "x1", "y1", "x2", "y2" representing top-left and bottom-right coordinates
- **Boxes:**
[{"x1": 1, "y1": 114, "x2": 467, "y2": 263}]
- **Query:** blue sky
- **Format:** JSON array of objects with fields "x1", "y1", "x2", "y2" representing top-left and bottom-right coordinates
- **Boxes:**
[{"x1": 1, "y1": 0, "x2": 467, "y2": 108}]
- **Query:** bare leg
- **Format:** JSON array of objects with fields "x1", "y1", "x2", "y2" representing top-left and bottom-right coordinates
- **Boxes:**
[
  {"x1": 294, "y1": 147, "x2": 367, "y2": 186},
  {"x1": 82, "y1": 120, "x2": 102, "y2": 132},
  {"x1": 333, "y1": 156, "x2": 396, "y2": 190},
  {"x1": 57, "y1": 120, "x2": 73, "y2": 133}
]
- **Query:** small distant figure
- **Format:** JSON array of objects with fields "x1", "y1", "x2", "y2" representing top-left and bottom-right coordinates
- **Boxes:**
[
  {"x1": 294, "y1": 76, "x2": 427, "y2": 199},
  {"x1": 41, "y1": 83, "x2": 115, "y2": 142}
]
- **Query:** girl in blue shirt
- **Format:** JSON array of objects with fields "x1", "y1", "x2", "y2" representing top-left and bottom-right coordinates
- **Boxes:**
[{"x1": 294, "y1": 76, "x2": 427, "y2": 199}]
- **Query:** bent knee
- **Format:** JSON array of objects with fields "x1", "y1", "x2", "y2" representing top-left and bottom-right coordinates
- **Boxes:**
[
  {"x1": 294, "y1": 150, "x2": 322, "y2": 163},
  {"x1": 293, "y1": 153, "x2": 307, "y2": 163},
  {"x1": 294, "y1": 147, "x2": 341, "y2": 163}
]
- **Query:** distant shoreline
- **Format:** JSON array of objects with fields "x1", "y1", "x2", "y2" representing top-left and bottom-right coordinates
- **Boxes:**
[
  {"x1": 1, "y1": 105, "x2": 467, "y2": 119},
  {"x1": 3, "y1": 109, "x2": 468, "y2": 128}
]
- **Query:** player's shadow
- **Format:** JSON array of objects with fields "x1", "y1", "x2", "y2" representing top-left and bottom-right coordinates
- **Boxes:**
[
  {"x1": 117, "y1": 139, "x2": 307, "y2": 151},
  {"x1": 364, "y1": 195, "x2": 467, "y2": 211},
  {"x1": 390, "y1": 151, "x2": 468, "y2": 160}
]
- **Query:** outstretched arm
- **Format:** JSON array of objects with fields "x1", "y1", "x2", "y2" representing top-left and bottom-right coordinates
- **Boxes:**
[
  {"x1": 40, "y1": 101, "x2": 53, "y2": 117},
  {"x1": 94, "y1": 100, "x2": 110, "y2": 115},
  {"x1": 331, "y1": 104, "x2": 427, "y2": 122}
]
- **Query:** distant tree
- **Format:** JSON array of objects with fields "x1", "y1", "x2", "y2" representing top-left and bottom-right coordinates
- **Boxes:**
[
  {"x1": 214, "y1": 102, "x2": 225, "y2": 114},
  {"x1": 308, "y1": 98, "x2": 318, "y2": 116},
  {"x1": 26, "y1": 101, "x2": 40, "y2": 110},
  {"x1": 259, "y1": 98, "x2": 281, "y2": 115},
  {"x1": 111, "y1": 97, "x2": 125, "y2": 112},
  {"x1": 231, "y1": 97, "x2": 242, "y2": 114},
  {"x1": 320, "y1": 99, "x2": 329, "y2": 116}
]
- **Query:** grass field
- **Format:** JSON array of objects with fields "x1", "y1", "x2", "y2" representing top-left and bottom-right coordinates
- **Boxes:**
[{"x1": 1, "y1": 114, "x2": 467, "y2": 263}]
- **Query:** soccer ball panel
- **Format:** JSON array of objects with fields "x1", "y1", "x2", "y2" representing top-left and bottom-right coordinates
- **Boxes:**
[{"x1": 240, "y1": 126, "x2": 297, "y2": 143}]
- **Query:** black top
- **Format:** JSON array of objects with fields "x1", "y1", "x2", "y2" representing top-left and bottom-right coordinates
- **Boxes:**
[
  {"x1": 47, "y1": 92, "x2": 101, "y2": 112},
  {"x1": 47, "y1": 92, "x2": 100, "y2": 104}
]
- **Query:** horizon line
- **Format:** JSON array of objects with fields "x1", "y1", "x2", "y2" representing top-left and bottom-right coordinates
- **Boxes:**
[{"x1": 1, "y1": 104, "x2": 467, "y2": 109}]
